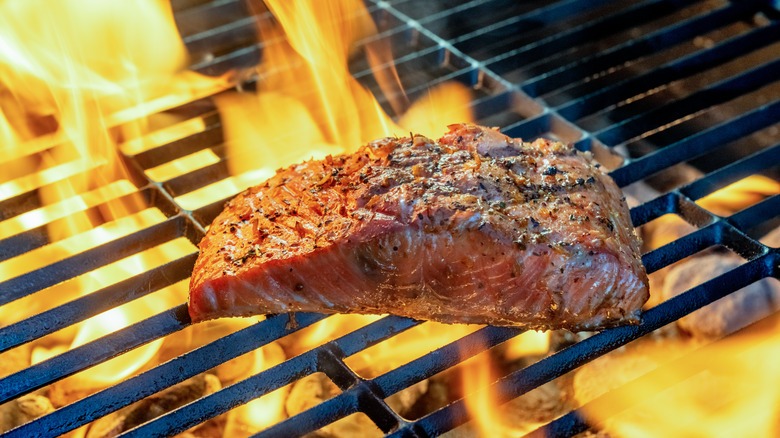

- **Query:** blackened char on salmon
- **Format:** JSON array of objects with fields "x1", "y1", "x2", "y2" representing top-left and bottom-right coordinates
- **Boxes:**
[{"x1": 189, "y1": 123, "x2": 649, "y2": 331}]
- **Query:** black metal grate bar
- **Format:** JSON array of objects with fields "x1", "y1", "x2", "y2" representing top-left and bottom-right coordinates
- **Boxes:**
[
  {"x1": 454, "y1": 0, "x2": 689, "y2": 62},
  {"x1": 609, "y1": 98, "x2": 780, "y2": 187},
  {"x1": 595, "y1": 51, "x2": 780, "y2": 146},
  {"x1": 0, "y1": 253, "x2": 197, "y2": 354},
  {"x1": 4, "y1": 312, "x2": 327, "y2": 438},
  {"x1": 0, "y1": 305, "x2": 191, "y2": 406},
  {"x1": 519, "y1": 1, "x2": 755, "y2": 97},
  {"x1": 2, "y1": 0, "x2": 780, "y2": 437},
  {"x1": 680, "y1": 142, "x2": 780, "y2": 201},
  {"x1": 0, "y1": 216, "x2": 185, "y2": 307},
  {"x1": 249, "y1": 325, "x2": 522, "y2": 438},
  {"x1": 556, "y1": 20, "x2": 780, "y2": 122},
  {"x1": 527, "y1": 307, "x2": 780, "y2": 438},
  {"x1": 131, "y1": 112, "x2": 221, "y2": 170},
  {"x1": 117, "y1": 315, "x2": 423, "y2": 437},
  {"x1": 730, "y1": 193, "x2": 780, "y2": 231},
  {"x1": 389, "y1": 251, "x2": 778, "y2": 437}
]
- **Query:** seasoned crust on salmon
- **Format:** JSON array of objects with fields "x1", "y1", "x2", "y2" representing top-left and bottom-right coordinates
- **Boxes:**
[{"x1": 189, "y1": 123, "x2": 649, "y2": 331}]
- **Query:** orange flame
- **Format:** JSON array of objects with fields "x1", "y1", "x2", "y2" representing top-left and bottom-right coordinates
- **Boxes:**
[
  {"x1": 182, "y1": 0, "x2": 474, "y2": 211},
  {"x1": 461, "y1": 332, "x2": 550, "y2": 436},
  {"x1": 0, "y1": 0, "x2": 210, "y2": 386},
  {"x1": 579, "y1": 317, "x2": 780, "y2": 437},
  {"x1": 225, "y1": 341, "x2": 290, "y2": 434},
  {"x1": 696, "y1": 175, "x2": 780, "y2": 216}
]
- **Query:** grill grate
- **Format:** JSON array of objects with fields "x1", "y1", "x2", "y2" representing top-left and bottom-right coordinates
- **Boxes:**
[{"x1": 1, "y1": 0, "x2": 780, "y2": 437}]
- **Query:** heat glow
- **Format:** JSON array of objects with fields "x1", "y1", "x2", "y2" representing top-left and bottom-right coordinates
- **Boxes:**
[
  {"x1": 579, "y1": 318, "x2": 780, "y2": 438},
  {"x1": 0, "y1": 0, "x2": 209, "y2": 389}
]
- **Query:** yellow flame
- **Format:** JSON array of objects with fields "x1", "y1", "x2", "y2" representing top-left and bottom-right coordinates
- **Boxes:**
[
  {"x1": 228, "y1": 342, "x2": 290, "y2": 434},
  {"x1": 461, "y1": 332, "x2": 550, "y2": 437},
  {"x1": 0, "y1": 0, "x2": 221, "y2": 388},
  {"x1": 0, "y1": 0, "x2": 222, "y2": 241},
  {"x1": 71, "y1": 301, "x2": 165, "y2": 385},
  {"x1": 579, "y1": 319, "x2": 780, "y2": 437},
  {"x1": 462, "y1": 354, "x2": 509, "y2": 437},
  {"x1": 697, "y1": 175, "x2": 780, "y2": 216},
  {"x1": 503, "y1": 330, "x2": 550, "y2": 361},
  {"x1": 199, "y1": 0, "x2": 474, "y2": 211},
  {"x1": 346, "y1": 322, "x2": 481, "y2": 378}
]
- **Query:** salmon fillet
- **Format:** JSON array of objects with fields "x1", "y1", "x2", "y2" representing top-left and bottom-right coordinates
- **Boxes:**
[{"x1": 189, "y1": 124, "x2": 648, "y2": 330}]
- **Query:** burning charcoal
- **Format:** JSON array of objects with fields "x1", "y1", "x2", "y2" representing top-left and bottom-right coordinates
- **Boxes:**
[
  {"x1": 0, "y1": 394, "x2": 54, "y2": 434},
  {"x1": 621, "y1": 181, "x2": 660, "y2": 209},
  {"x1": 48, "y1": 377, "x2": 96, "y2": 408},
  {"x1": 312, "y1": 413, "x2": 384, "y2": 438},
  {"x1": 86, "y1": 374, "x2": 221, "y2": 438},
  {"x1": 641, "y1": 214, "x2": 697, "y2": 255},
  {"x1": 158, "y1": 320, "x2": 257, "y2": 385},
  {"x1": 386, "y1": 379, "x2": 428, "y2": 415},
  {"x1": 661, "y1": 253, "x2": 780, "y2": 341},
  {"x1": 505, "y1": 380, "x2": 568, "y2": 424},
  {"x1": 406, "y1": 374, "x2": 451, "y2": 419},
  {"x1": 212, "y1": 353, "x2": 255, "y2": 385},
  {"x1": 286, "y1": 373, "x2": 427, "y2": 437}
]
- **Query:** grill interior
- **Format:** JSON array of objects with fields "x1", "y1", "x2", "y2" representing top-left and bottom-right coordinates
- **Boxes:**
[{"x1": 2, "y1": 0, "x2": 780, "y2": 437}]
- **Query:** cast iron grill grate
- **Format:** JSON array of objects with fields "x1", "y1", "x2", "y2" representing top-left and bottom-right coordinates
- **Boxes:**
[{"x1": 1, "y1": 0, "x2": 779, "y2": 437}]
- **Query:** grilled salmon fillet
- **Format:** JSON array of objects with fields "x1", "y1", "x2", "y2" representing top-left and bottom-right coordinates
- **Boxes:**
[{"x1": 189, "y1": 123, "x2": 648, "y2": 330}]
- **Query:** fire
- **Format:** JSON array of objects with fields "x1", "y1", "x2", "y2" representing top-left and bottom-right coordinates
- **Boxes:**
[
  {"x1": 345, "y1": 322, "x2": 482, "y2": 377},
  {"x1": 67, "y1": 297, "x2": 167, "y2": 385},
  {"x1": 578, "y1": 318, "x2": 780, "y2": 437},
  {"x1": 503, "y1": 330, "x2": 551, "y2": 361},
  {"x1": 224, "y1": 341, "x2": 290, "y2": 435},
  {"x1": 0, "y1": 0, "x2": 212, "y2": 393},
  {"x1": 462, "y1": 352, "x2": 510, "y2": 437},
  {"x1": 291, "y1": 314, "x2": 384, "y2": 356},
  {"x1": 183, "y1": 0, "x2": 474, "y2": 211},
  {"x1": 0, "y1": 0, "x2": 221, "y2": 239},
  {"x1": 696, "y1": 175, "x2": 780, "y2": 216},
  {"x1": 461, "y1": 332, "x2": 550, "y2": 437},
  {"x1": 0, "y1": 0, "x2": 483, "y2": 433}
]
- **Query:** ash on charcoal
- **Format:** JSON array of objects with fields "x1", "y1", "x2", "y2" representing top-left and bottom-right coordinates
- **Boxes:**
[
  {"x1": 760, "y1": 226, "x2": 780, "y2": 247},
  {"x1": 573, "y1": 348, "x2": 663, "y2": 407},
  {"x1": 662, "y1": 253, "x2": 780, "y2": 341},
  {"x1": 157, "y1": 320, "x2": 257, "y2": 386},
  {"x1": 310, "y1": 412, "x2": 384, "y2": 438}
]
